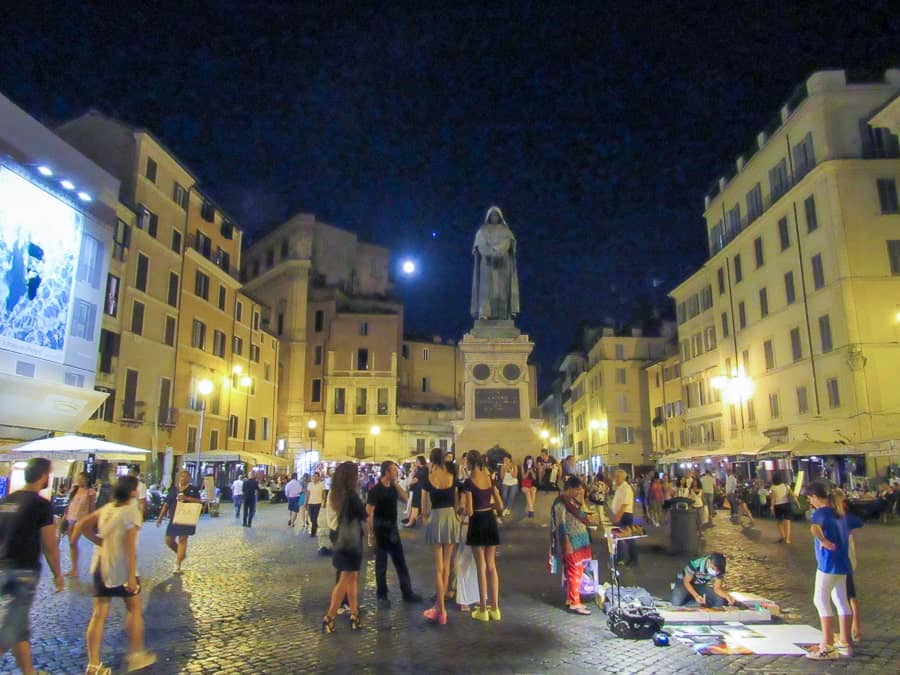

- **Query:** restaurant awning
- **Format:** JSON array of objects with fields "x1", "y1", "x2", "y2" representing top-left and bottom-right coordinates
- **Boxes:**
[
  {"x1": 757, "y1": 438, "x2": 856, "y2": 458},
  {"x1": 181, "y1": 449, "x2": 291, "y2": 468}
]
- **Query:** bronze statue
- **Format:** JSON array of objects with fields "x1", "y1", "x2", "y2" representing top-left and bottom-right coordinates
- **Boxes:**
[{"x1": 470, "y1": 206, "x2": 520, "y2": 321}]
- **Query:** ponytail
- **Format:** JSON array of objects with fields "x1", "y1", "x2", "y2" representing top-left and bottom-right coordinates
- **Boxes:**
[
  {"x1": 832, "y1": 488, "x2": 847, "y2": 518},
  {"x1": 465, "y1": 449, "x2": 485, "y2": 472}
]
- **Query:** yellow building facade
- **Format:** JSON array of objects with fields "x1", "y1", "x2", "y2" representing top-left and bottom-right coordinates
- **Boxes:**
[
  {"x1": 670, "y1": 69, "x2": 900, "y2": 476},
  {"x1": 645, "y1": 353, "x2": 685, "y2": 460}
]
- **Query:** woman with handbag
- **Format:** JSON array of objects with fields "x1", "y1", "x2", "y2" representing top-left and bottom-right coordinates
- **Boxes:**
[
  {"x1": 63, "y1": 472, "x2": 95, "y2": 576},
  {"x1": 322, "y1": 462, "x2": 367, "y2": 633},
  {"x1": 156, "y1": 470, "x2": 202, "y2": 575},
  {"x1": 462, "y1": 450, "x2": 504, "y2": 622}
]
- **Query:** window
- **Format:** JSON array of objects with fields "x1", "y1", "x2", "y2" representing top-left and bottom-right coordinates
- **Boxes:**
[
  {"x1": 877, "y1": 178, "x2": 899, "y2": 213},
  {"x1": 377, "y1": 388, "x2": 389, "y2": 415},
  {"x1": 276, "y1": 312, "x2": 284, "y2": 335},
  {"x1": 201, "y1": 201, "x2": 215, "y2": 222},
  {"x1": 228, "y1": 415, "x2": 238, "y2": 438},
  {"x1": 113, "y1": 218, "x2": 130, "y2": 261},
  {"x1": 615, "y1": 344, "x2": 625, "y2": 360},
  {"x1": 314, "y1": 345, "x2": 323, "y2": 365},
  {"x1": 252, "y1": 311, "x2": 260, "y2": 331},
  {"x1": 777, "y1": 217, "x2": 790, "y2": 250},
  {"x1": 264, "y1": 363, "x2": 271, "y2": 381},
  {"x1": 717, "y1": 267, "x2": 725, "y2": 295},
  {"x1": 123, "y1": 369, "x2": 138, "y2": 419},
  {"x1": 754, "y1": 237, "x2": 764, "y2": 268},
  {"x1": 617, "y1": 394, "x2": 628, "y2": 413},
  {"x1": 145, "y1": 157, "x2": 157, "y2": 183},
  {"x1": 262, "y1": 417, "x2": 270, "y2": 441},
  {"x1": 311, "y1": 378, "x2": 322, "y2": 403},
  {"x1": 401, "y1": 344, "x2": 409, "y2": 359},
  {"x1": 805, "y1": 196, "x2": 818, "y2": 232},
  {"x1": 819, "y1": 315, "x2": 833, "y2": 353},
  {"x1": 811, "y1": 254, "x2": 825, "y2": 290},
  {"x1": 157, "y1": 378, "x2": 172, "y2": 425},
  {"x1": 232, "y1": 336, "x2": 243, "y2": 356},
  {"x1": 790, "y1": 327, "x2": 803, "y2": 362},
  {"x1": 721, "y1": 312, "x2": 729, "y2": 338},
  {"x1": 703, "y1": 325, "x2": 717, "y2": 351},
  {"x1": 171, "y1": 229, "x2": 182, "y2": 253},
  {"x1": 247, "y1": 418, "x2": 257, "y2": 441},
  {"x1": 360, "y1": 321, "x2": 368, "y2": 336},
  {"x1": 218, "y1": 286, "x2": 226, "y2": 311},
  {"x1": 759, "y1": 288, "x2": 769, "y2": 318},
  {"x1": 738, "y1": 302, "x2": 746, "y2": 329},
  {"x1": 235, "y1": 300, "x2": 243, "y2": 322},
  {"x1": 173, "y1": 182, "x2": 189, "y2": 209},
  {"x1": 314, "y1": 310, "x2": 324, "y2": 332},
  {"x1": 164, "y1": 316, "x2": 176, "y2": 346},
  {"x1": 77, "y1": 234, "x2": 102, "y2": 288},
  {"x1": 355, "y1": 388, "x2": 368, "y2": 414},
  {"x1": 614, "y1": 427, "x2": 634, "y2": 444},
  {"x1": 733, "y1": 254, "x2": 743, "y2": 283},
  {"x1": 785, "y1": 271, "x2": 796, "y2": 304},
  {"x1": 889, "y1": 241, "x2": 900, "y2": 275},
  {"x1": 680, "y1": 340, "x2": 690, "y2": 362},
  {"x1": 208, "y1": 429, "x2": 219, "y2": 451},
  {"x1": 615, "y1": 368, "x2": 626, "y2": 385},
  {"x1": 186, "y1": 427, "x2": 198, "y2": 453},
  {"x1": 423, "y1": 348, "x2": 430, "y2": 361},
  {"x1": 138, "y1": 207, "x2": 158, "y2": 237},
  {"x1": 746, "y1": 398, "x2": 756, "y2": 424},
  {"x1": 131, "y1": 300, "x2": 144, "y2": 335},
  {"x1": 90, "y1": 387, "x2": 116, "y2": 422},
  {"x1": 195, "y1": 271, "x2": 209, "y2": 300},
  {"x1": 104, "y1": 274, "x2": 119, "y2": 316},
  {"x1": 196, "y1": 231, "x2": 211, "y2": 258},
  {"x1": 769, "y1": 393, "x2": 780, "y2": 419},
  {"x1": 763, "y1": 340, "x2": 775, "y2": 370},
  {"x1": 742, "y1": 349, "x2": 750, "y2": 375},
  {"x1": 250, "y1": 344, "x2": 260, "y2": 362},
  {"x1": 69, "y1": 299, "x2": 96, "y2": 340},
  {"x1": 136, "y1": 253, "x2": 149, "y2": 292},
  {"x1": 357, "y1": 348, "x2": 369, "y2": 370},
  {"x1": 354, "y1": 437, "x2": 367, "y2": 459},
  {"x1": 163, "y1": 272, "x2": 178, "y2": 307},
  {"x1": 797, "y1": 386, "x2": 809, "y2": 415},
  {"x1": 726, "y1": 204, "x2": 741, "y2": 239},
  {"x1": 826, "y1": 378, "x2": 841, "y2": 408},
  {"x1": 769, "y1": 158, "x2": 789, "y2": 199},
  {"x1": 334, "y1": 387, "x2": 346, "y2": 414},
  {"x1": 191, "y1": 319, "x2": 206, "y2": 349},
  {"x1": 710, "y1": 221, "x2": 724, "y2": 254},
  {"x1": 792, "y1": 132, "x2": 815, "y2": 179},
  {"x1": 213, "y1": 330, "x2": 226, "y2": 357},
  {"x1": 747, "y1": 183, "x2": 763, "y2": 222}
]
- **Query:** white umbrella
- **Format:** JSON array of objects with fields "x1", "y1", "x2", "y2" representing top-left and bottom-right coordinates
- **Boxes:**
[{"x1": 0, "y1": 434, "x2": 150, "y2": 457}]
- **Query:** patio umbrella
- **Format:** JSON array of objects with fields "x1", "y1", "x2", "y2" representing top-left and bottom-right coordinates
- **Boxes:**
[{"x1": 0, "y1": 434, "x2": 150, "y2": 457}]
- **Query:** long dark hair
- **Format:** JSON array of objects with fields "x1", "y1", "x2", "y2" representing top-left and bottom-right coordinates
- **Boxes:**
[
  {"x1": 328, "y1": 462, "x2": 359, "y2": 513},
  {"x1": 69, "y1": 471, "x2": 90, "y2": 499},
  {"x1": 465, "y1": 449, "x2": 485, "y2": 472},
  {"x1": 113, "y1": 476, "x2": 138, "y2": 504},
  {"x1": 429, "y1": 447, "x2": 445, "y2": 470}
]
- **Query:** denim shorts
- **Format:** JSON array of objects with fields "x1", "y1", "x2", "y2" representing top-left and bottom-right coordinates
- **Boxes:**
[{"x1": 0, "y1": 571, "x2": 38, "y2": 649}]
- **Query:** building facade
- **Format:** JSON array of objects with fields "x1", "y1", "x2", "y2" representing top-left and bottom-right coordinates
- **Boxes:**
[
  {"x1": 670, "y1": 69, "x2": 900, "y2": 476},
  {"x1": 644, "y1": 353, "x2": 684, "y2": 460}
]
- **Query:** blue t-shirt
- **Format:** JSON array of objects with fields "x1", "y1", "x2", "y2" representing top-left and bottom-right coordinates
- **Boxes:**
[{"x1": 810, "y1": 506, "x2": 851, "y2": 574}]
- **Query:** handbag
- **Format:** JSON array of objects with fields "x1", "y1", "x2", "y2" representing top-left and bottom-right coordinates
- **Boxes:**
[
  {"x1": 172, "y1": 501, "x2": 202, "y2": 526},
  {"x1": 333, "y1": 498, "x2": 363, "y2": 555}
]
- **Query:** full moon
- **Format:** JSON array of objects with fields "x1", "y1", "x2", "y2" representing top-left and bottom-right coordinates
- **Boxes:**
[{"x1": 401, "y1": 260, "x2": 416, "y2": 275}]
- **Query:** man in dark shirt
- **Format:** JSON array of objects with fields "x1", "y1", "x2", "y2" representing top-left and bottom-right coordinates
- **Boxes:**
[
  {"x1": 242, "y1": 471, "x2": 260, "y2": 528},
  {"x1": 367, "y1": 461, "x2": 421, "y2": 608},
  {"x1": 0, "y1": 457, "x2": 64, "y2": 674}
]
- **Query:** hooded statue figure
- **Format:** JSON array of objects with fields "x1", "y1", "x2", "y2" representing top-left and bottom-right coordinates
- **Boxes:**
[{"x1": 470, "y1": 206, "x2": 520, "y2": 321}]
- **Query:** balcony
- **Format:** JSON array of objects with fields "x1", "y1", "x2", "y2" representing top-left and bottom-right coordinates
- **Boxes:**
[{"x1": 185, "y1": 232, "x2": 239, "y2": 279}]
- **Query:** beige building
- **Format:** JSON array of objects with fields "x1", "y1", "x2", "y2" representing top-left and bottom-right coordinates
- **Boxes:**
[
  {"x1": 644, "y1": 353, "x2": 684, "y2": 460},
  {"x1": 670, "y1": 69, "x2": 900, "y2": 477}
]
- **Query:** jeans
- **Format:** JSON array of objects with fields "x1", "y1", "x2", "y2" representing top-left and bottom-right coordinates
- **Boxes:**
[
  {"x1": 233, "y1": 494, "x2": 244, "y2": 518},
  {"x1": 243, "y1": 498, "x2": 257, "y2": 526},
  {"x1": 0, "y1": 570, "x2": 37, "y2": 649},
  {"x1": 671, "y1": 581, "x2": 725, "y2": 607},
  {"x1": 374, "y1": 524, "x2": 413, "y2": 598},
  {"x1": 500, "y1": 484, "x2": 519, "y2": 512},
  {"x1": 702, "y1": 493, "x2": 715, "y2": 520},
  {"x1": 616, "y1": 512, "x2": 638, "y2": 564},
  {"x1": 308, "y1": 504, "x2": 322, "y2": 536},
  {"x1": 727, "y1": 492, "x2": 738, "y2": 515}
]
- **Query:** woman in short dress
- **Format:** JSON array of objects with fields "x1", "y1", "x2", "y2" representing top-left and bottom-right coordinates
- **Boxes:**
[
  {"x1": 462, "y1": 450, "x2": 504, "y2": 621},
  {"x1": 322, "y1": 462, "x2": 367, "y2": 633},
  {"x1": 420, "y1": 447, "x2": 461, "y2": 624},
  {"x1": 521, "y1": 456, "x2": 538, "y2": 518},
  {"x1": 63, "y1": 472, "x2": 95, "y2": 576},
  {"x1": 156, "y1": 470, "x2": 202, "y2": 574}
]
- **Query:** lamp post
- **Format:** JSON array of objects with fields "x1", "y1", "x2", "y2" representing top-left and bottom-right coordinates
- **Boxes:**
[
  {"x1": 371, "y1": 425, "x2": 381, "y2": 465},
  {"x1": 540, "y1": 429, "x2": 550, "y2": 446},
  {"x1": 195, "y1": 378, "x2": 214, "y2": 486}
]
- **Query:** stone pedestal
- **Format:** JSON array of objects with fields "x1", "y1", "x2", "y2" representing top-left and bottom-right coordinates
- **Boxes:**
[{"x1": 452, "y1": 322, "x2": 542, "y2": 463}]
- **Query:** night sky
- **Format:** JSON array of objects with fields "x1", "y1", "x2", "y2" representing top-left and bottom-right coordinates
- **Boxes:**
[{"x1": 2, "y1": 2, "x2": 897, "y2": 393}]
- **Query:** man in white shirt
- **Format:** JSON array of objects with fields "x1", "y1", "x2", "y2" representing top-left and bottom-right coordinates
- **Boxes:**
[
  {"x1": 725, "y1": 469, "x2": 738, "y2": 516},
  {"x1": 699, "y1": 471, "x2": 716, "y2": 523},
  {"x1": 284, "y1": 473, "x2": 303, "y2": 528},
  {"x1": 231, "y1": 475, "x2": 244, "y2": 519},
  {"x1": 611, "y1": 469, "x2": 638, "y2": 566},
  {"x1": 306, "y1": 472, "x2": 325, "y2": 537}
]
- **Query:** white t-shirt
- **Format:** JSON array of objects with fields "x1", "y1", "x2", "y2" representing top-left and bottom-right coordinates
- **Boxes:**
[
  {"x1": 307, "y1": 481, "x2": 325, "y2": 505},
  {"x1": 699, "y1": 474, "x2": 715, "y2": 493},
  {"x1": 284, "y1": 479, "x2": 303, "y2": 499},
  {"x1": 231, "y1": 479, "x2": 244, "y2": 496},
  {"x1": 610, "y1": 481, "x2": 634, "y2": 517},
  {"x1": 770, "y1": 483, "x2": 791, "y2": 505},
  {"x1": 91, "y1": 502, "x2": 142, "y2": 588},
  {"x1": 725, "y1": 475, "x2": 737, "y2": 494},
  {"x1": 502, "y1": 466, "x2": 518, "y2": 486}
]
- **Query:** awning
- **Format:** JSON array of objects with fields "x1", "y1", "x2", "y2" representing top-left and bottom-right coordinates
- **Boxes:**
[
  {"x1": 180, "y1": 449, "x2": 290, "y2": 467},
  {"x1": 0, "y1": 434, "x2": 150, "y2": 457},
  {"x1": 657, "y1": 446, "x2": 760, "y2": 464},
  {"x1": 757, "y1": 439, "x2": 856, "y2": 458}
]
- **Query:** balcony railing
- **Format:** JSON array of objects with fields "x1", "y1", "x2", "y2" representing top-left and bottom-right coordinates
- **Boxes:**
[{"x1": 185, "y1": 232, "x2": 239, "y2": 279}]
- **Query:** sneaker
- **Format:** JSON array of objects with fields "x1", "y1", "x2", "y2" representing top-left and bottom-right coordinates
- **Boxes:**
[
  {"x1": 806, "y1": 645, "x2": 840, "y2": 660},
  {"x1": 377, "y1": 596, "x2": 392, "y2": 609},
  {"x1": 402, "y1": 592, "x2": 423, "y2": 603},
  {"x1": 471, "y1": 608, "x2": 490, "y2": 622},
  {"x1": 125, "y1": 650, "x2": 158, "y2": 672},
  {"x1": 833, "y1": 641, "x2": 854, "y2": 657},
  {"x1": 488, "y1": 607, "x2": 502, "y2": 621}
]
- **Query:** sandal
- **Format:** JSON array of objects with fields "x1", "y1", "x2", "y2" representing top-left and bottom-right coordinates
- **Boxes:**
[
  {"x1": 321, "y1": 615, "x2": 335, "y2": 633},
  {"x1": 350, "y1": 614, "x2": 360, "y2": 631},
  {"x1": 567, "y1": 604, "x2": 591, "y2": 615},
  {"x1": 806, "y1": 644, "x2": 839, "y2": 660}
]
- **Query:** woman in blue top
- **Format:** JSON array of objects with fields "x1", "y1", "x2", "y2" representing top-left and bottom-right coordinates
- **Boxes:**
[{"x1": 806, "y1": 480, "x2": 853, "y2": 660}]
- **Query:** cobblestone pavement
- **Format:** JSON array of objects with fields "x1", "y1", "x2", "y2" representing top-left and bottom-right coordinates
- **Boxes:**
[{"x1": 4, "y1": 493, "x2": 898, "y2": 674}]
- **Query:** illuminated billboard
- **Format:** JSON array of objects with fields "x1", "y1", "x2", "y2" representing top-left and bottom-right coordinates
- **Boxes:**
[{"x1": 0, "y1": 165, "x2": 89, "y2": 362}]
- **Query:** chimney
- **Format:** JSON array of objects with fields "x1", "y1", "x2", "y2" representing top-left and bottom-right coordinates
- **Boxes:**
[
  {"x1": 780, "y1": 105, "x2": 790, "y2": 123},
  {"x1": 756, "y1": 131, "x2": 768, "y2": 149},
  {"x1": 736, "y1": 156, "x2": 745, "y2": 172}
]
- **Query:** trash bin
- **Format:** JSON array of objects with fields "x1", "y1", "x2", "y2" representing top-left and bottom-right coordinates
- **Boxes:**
[{"x1": 669, "y1": 497, "x2": 699, "y2": 555}]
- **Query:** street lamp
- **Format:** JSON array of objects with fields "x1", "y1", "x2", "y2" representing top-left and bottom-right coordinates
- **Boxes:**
[
  {"x1": 550, "y1": 436, "x2": 560, "y2": 457},
  {"x1": 540, "y1": 429, "x2": 550, "y2": 445},
  {"x1": 711, "y1": 372, "x2": 754, "y2": 405},
  {"x1": 370, "y1": 425, "x2": 381, "y2": 464},
  {"x1": 195, "y1": 378, "x2": 214, "y2": 485}
]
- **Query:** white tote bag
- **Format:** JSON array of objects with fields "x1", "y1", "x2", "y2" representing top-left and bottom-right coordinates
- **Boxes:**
[{"x1": 172, "y1": 501, "x2": 202, "y2": 527}]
